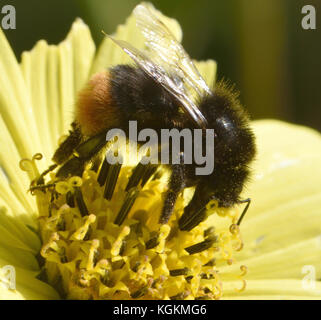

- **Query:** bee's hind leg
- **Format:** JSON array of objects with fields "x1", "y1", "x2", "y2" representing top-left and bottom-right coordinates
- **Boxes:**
[
  {"x1": 35, "y1": 164, "x2": 58, "y2": 185},
  {"x1": 52, "y1": 122, "x2": 83, "y2": 165}
]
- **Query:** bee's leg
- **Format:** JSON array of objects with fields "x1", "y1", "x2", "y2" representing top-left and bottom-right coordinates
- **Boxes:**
[
  {"x1": 34, "y1": 163, "x2": 58, "y2": 185},
  {"x1": 32, "y1": 123, "x2": 81, "y2": 186},
  {"x1": 159, "y1": 162, "x2": 187, "y2": 224},
  {"x1": 52, "y1": 122, "x2": 83, "y2": 165},
  {"x1": 178, "y1": 184, "x2": 212, "y2": 231},
  {"x1": 236, "y1": 198, "x2": 251, "y2": 226},
  {"x1": 56, "y1": 132, "x2": 108, "y2": 178}
]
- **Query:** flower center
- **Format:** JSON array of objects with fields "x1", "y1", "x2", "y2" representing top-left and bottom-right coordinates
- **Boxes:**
[{"x1": 21, "y1": 153, "x2": 246, "y2": 300}]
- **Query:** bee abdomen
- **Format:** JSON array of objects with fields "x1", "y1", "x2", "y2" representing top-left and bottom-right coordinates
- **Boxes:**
[{"x1": 76, "y1": 71, "x2": 121, "y2": 136}]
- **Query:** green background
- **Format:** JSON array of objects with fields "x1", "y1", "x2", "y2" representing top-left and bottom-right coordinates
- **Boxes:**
[{"x1": 2, "y1": 0, "x2": 321, "y2": 131}]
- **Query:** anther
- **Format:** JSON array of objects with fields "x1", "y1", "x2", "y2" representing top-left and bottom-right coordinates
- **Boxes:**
[
  {"x1": 103, "y1": 154, "x2": 123, "y2": 200},
  {"x1": 114, "y1": 188, "x2": 139, "y2": 225},
  {"x1": 170, "y1": 292, "x2": 189, "y2": 300},
  {"x1": 169, "y1": 267, "x2": 189, "y2": 277},
  {"x1": 66, "y1": 191, "x2": 75, "y2": 208},
  {"x1": 74, "y1": 187, "x2": 89, "y2": 216},
  {"x1": 204, "y1": 258, "x2": 216, "y2": 267},
  {"x1": 178, "y1": 207, "x2": 207, "y2": 231},
  {"x1": 131, "y1": 286, "x2": 147, "y2": 299},
  {"x1": 141, "y1": 164, "x2": 158, "y2": 187},
  {"x1": 195, "y1": 295, "x2": 211, "y2": 300},
  {"x1": 145, "y1": 232, "x2": 159, "y2": 249},
  {"x1": 184, "y1": 236, "x2": 217, "y2": 255},
  {"x1": 97, "y1": 158, "x2": 110, "y2": 186},
  {"x1": 204, "y1": 226, "x2": 215, "y2": 238},
  {"x1": 125, "y1": 159, "x2": 148, "y2": 191}
]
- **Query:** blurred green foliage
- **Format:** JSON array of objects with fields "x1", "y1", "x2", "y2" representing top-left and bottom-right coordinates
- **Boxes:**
[{"x1": 1, "y1": 0, "x2": 320, "y2": 131}]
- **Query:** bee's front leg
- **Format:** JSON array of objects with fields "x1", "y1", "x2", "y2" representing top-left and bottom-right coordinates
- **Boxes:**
[{"x1": 159, "y1": 159, "x2": 187, "y2": 224}]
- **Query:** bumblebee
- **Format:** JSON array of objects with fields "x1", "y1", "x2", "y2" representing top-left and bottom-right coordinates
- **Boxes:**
[{"x1": 42, "y1": 4, "x2": 256, "y2": 230}]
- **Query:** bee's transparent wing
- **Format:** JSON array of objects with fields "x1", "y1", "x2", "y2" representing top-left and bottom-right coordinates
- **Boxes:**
[
  {"x1": 107, "y1": 35, "x2": 208, "y2": 128},
  {"x1": 134, "y1": 4, "x2": 212, "y2": 98}
]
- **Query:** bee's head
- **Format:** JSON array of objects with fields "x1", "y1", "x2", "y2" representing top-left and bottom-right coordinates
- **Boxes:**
[{"x1": 199, "y1": 81, "x2": 256, "y2": 167}]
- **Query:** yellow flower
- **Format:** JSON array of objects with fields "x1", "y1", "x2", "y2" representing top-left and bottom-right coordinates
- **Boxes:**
[{"x1": 0, "y1": 3, "x2": 320, "y2": 300}]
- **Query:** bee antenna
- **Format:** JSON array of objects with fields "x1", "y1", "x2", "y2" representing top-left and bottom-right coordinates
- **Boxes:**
[{"x1": 236, "y1": 198, "x2": 251, "y2": 226}]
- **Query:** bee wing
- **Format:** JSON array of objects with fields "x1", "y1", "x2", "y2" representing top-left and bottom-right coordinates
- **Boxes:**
[
  {"x1": 107, "y1": 35, "x2": 208, "y2": 128},
  {"x1": 134, "y1": 4, "x2": 212, "y2": 98}
]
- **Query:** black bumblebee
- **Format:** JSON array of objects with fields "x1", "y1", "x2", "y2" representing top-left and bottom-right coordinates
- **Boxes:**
[{"x1": 40, "y1": 3, "x2": 256, "y2": 231}]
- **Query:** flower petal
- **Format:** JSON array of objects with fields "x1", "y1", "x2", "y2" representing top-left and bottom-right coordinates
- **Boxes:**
[
  {"x1": 230, "y1": 120, "x2": 321, "y2": 279},
  {"x1": 58, "y1": 19, "x2": 96, "y2": 136},
  {"x1": 223, "y1": 279, "x2": 321, "y2": 299},
  {"x1": 67, "y1": 18, "x2": 96, "y2": 96},
  {"x1": 21, "y1": 40, "x2": 55, "y2": 160},
  {"x1": 0, "y1": 28, "x2": 42, "y2": 159},
  {"x1": 20, "y1": 19, "x2": 96, "y2": 156},
  {"x1": 0, "y1": 265, "x2": 59, "y2": 300},
  {"x1": 46, "y1": 45, "x2": 62, "y2": 146},
  {"x1": 0, "y1": 207, "x2": 40, "y2": 254},
  {"x1": 0, "y1": 116, "x2": 36, "y2": 218}
]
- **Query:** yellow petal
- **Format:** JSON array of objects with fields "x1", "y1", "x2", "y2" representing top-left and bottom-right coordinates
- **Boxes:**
[
  {"x1": 0, "y1": 244, "x2": 39, "y2": 271},
  {"x1": 0, "y1": 115, "x2": 36, "y2": 219},
  {"x1": 229, "y1": 120, "x2": 321, "y2": 279},
  {"x1": 46, "y1": 46, "x2": 62, "y2": 145},
  {"x1": 0, "y1": 265, "x2": 59, "y2": 300},
  {"x1": 66, "y1": 18, "x2": 96, "y2": 97},
  {"x1": 0, "y1": 28, "x2": 42, "y2": 159},
  {"x1": 58, "y1": 19, "x2": 96, "y2": 136},
  {"x1": 21, "y1": 41, "x2": 54, "y2": 161},
  {"x1": 0, "y1": 207, "x2": 40, "y2": 254},
  {"x1": 58, "y1": 40, "x2": 75, "y2": 136},
  {"x1": 223, "y1": 279, "x2": 321, "y2": 300}
]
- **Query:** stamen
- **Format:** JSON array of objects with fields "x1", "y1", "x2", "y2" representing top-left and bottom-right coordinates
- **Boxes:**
[
  {"x1": 204, "y1": 258, "x2": 216, "y2": 267},
  {"x1": 141, "y1": 164, "x2": 158, "y2": 187},
  {"x1": 178, "y1": 207, "x2": 207, "y2": 231},
  {"x1": 66, "y1": 191, "x2": 75, "y2": 207},
  {"x1": 131, "y1": 286, "x2": 147, "y2": 299},
  {"x1": 195, "y1": 295, "x2": 212, "y2": 300},
  {"x1": 184, "y1": 235, "x2": 217, "y2": 255},
  {"x1": 114, "y1": 189, "x2": 139, "y2": 225},
  {"x1": 204, "y1": 226, "x2": 215, "y2": 238},
  {"x1": 87, "y1": 239, "x2": 100, "y2": 270},
  {"x1": 97, "y1": 158, "x2": 110, "y2": 186},
  {"x1": 145, "y1": 232, "x2": 159, "y2": 249},
  {"x1": 132, "y1": 262, "x2": 141, "y2": 273},
  {"x1": 169, "y1": 267, "x2": 189, "y2": 277},
  {"x1": 170, "y1": 292, "x2": 189, "y2": 300},
  {"x1": 74, "y1": 187, "x2": 89, "y2": 216},
  {"x1": 125, "y1": 159, "x2": 148, "y2": 191},
  {"x1": 24, "y1": 145, "x2": 246, "y2": 300},
  {"x1": 103, "y1": 154, "x2": 123, "y2": 200},
  {"x1": 111, "y1": 226, "x2": 130, "y2": 257},
  {"x1": 71, "y1": 214, "x2": 96, "y2": 240}
]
